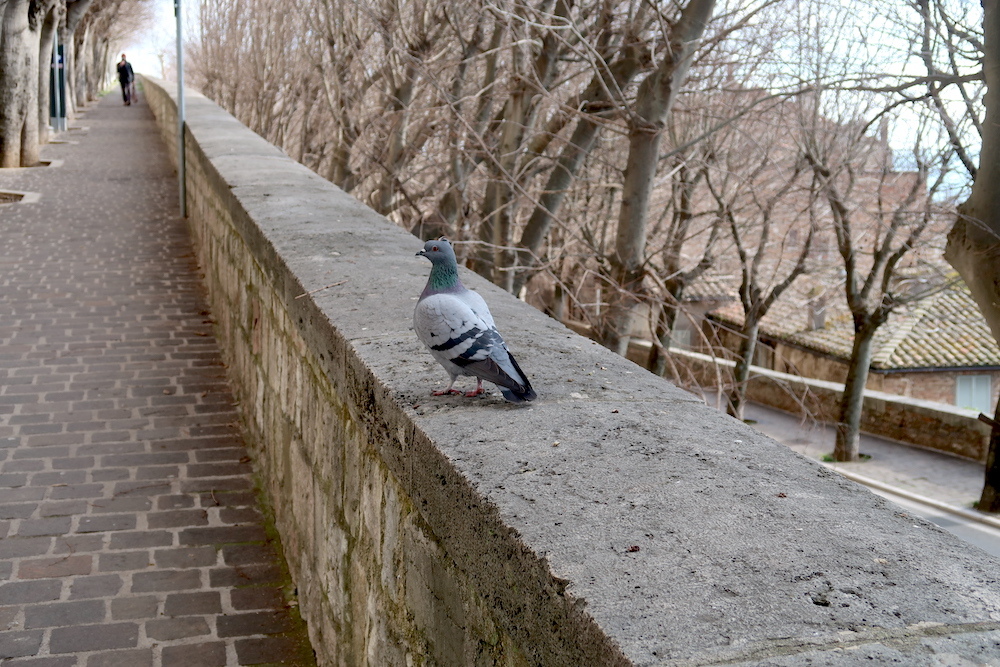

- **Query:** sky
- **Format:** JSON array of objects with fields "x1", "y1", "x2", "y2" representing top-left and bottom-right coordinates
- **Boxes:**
[
  {"x1": 125, "y1": 1, "x2": 186, "y2": 79},
  {"x1": 117, "y1": 0, "x2": 977, "y2": 197}
]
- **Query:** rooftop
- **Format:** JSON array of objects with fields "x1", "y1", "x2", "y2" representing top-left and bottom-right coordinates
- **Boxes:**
[{"x1": 708, "y1": 278, "x2": 1000, "y2": 371}]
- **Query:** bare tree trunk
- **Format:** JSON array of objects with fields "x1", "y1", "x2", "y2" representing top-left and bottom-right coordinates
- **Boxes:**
[
  {"x1": 63, "y1": 0, "x2": 93, "y2": 119},
  {"x1": 74, "y1": 24, "x2": 92, "y2": 108},
  {"x1": 87, "y1": 28, "x2": 107, "y2": 102},
  {"x1": 943, "y1": 0, "x2": 1000, "y2": 510},
  {"x1": 16, "y1": 0, "x2": 60, "y2": 167},
  {"x1": 0, "y1": 0, "x2": 31, "y2": 167},
  {"x1": 474, "y1": 78, "x2": 525, "y2": 282},
  {"x1": 946, "y1": 0, "x2": 1000, "y2": 347},
  {"x1": 37, "y1": 4, "x2": 60, "y2": 147},
  {"x1": 728, "y1": 321, "x2": 760, "y2": 421},
  {"x1": 834, "y1": 322, "x2": 877, "y2": 462},
  {"x1": 649, "y1": 292, "x2": 682, "y2": 377},
  {"x1": 511, "y1": 53, "x2": 647, "y2": 294},
  {"x1": 19, "y1": 36, "x2": 40, "y2": 167},
  {"x1": 599, "y1": 0, "x2": 716, "y2": 354},
  {"x1": 646, "y1": 163, "x2": 718, "y2": 376},
  {"x1": 96, "y1": 40, "x2": 110, "y2": 96},
  {"x1": 374, "y1": 61, "x2": 420, "y2": 214},
  {"x1": 601, "y1": 114, "x2": 657, "y2": 354},
  {"x1": 468, "y1": 0, "x2": 574, "y2": 287},
  {"x1": 979, "y1": 400, "x2": 1000, "y2": 512},
  {"x1": 482, "y1": 90, "x2": 525, "y2": 289}
]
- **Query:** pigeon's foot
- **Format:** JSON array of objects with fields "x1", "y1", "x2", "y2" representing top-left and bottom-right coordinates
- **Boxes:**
[
  {"x1": 431, "y1": 389, "x2": 462, "y2": 396},
  {"x1": 463, "y1": 379, "x2": 485, "y2": 398}
]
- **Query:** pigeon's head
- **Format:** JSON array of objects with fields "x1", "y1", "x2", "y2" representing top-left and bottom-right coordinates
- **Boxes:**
[{"x1": 416, "y1": 237, "x2": 456, "y2": 265}]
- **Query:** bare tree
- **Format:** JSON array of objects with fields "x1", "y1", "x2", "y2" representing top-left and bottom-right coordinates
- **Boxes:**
[
  {"x1": 0, "y1": 0, "x2": 153, "y2": 167},
  {"x1": 62, "y1": 0, "x2": 94, "y2": 115},
  {"x1": 920, "y1": 0, "x2": 1000, "y2": 509},
  {"x1": 643, "y1": 153, "x2": 722, "y2": 378},
  {"x1": 0, "y1": 0, "x2": 60, "y2": 167},
  {"x1": 508, "y1": 5, "x2": 651, "y2": 295},
  {"x1": 597, "y1": 0, "x2": 718, "y2": 355},
  {"x1": 804, "y1": 108, "x2": 953, "y2": 461},
  {"x1": 699, "y1": 96, "x2": 817, "y2": 419},
  {"x1": 36, "y1": 1, "x2": 65, "y2": 147}
]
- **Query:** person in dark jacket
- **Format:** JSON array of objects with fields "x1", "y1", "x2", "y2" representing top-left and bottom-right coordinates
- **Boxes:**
[{"x1": 117, "y1": 54, "x2": 135, "y2": 105}]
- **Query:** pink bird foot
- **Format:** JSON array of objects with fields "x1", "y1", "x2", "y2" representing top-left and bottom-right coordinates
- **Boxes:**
[{"x1": 463, "y1": 379, "x2": 485, "y2": 398}]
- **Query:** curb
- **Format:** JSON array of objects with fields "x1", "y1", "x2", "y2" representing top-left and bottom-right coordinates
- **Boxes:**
[{"x1": 831, "y1": 467, "x2": 1000, "y2": 531}]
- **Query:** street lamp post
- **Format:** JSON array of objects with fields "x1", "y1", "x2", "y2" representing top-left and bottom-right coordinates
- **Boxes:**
[{"x1": 175, "y1": 0, "x2": 186, "y2": 218}]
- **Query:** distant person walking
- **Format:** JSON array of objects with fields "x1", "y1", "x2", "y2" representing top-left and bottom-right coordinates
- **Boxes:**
[{"x1": 117, "y1": 54, "x2": 134, "y2": 106}]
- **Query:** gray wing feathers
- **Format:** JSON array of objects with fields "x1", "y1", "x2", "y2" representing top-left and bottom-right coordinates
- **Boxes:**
[
  {"x1": 457, "y1": 289, "x2": 495, "y2": 329},
  {"x1": 414, "y1": 293, "x2": 532, "y2": 394}
]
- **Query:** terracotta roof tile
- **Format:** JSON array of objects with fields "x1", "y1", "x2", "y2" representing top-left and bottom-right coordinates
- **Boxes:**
[{"x1": 707, "y1": 279, "x2": 1000, "y2": 370}]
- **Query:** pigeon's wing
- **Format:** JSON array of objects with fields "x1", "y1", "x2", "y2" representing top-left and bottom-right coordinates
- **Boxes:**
[
  {"x1": 456, "y1": 289, "x2": 496, "y2": 329},
  {"x1": 414, "y1": 293, "x2": 527, "y2": 391},
  {"x1": 414, "y1": 293, "x2": 486, "y2": 355},
  {"x1": 457, "y1": 290, "x2": 535, "y2": 401}
]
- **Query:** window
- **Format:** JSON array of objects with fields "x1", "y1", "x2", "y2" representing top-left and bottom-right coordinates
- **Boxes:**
[{"x1": 956, "y1": 375, "x2": 993, "y2": 414}]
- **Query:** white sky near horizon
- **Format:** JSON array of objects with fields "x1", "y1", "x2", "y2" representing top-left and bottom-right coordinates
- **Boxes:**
[{"x1": 124, "y1": 0, "x2": 187, "y2": 79}]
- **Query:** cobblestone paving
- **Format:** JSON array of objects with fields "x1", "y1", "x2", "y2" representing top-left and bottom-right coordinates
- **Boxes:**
[{"x1": 0, "y1": 93, "x2": 315, "y2": 665}]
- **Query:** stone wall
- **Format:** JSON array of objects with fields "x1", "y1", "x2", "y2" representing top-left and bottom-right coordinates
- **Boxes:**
[
  {"x1": 662, "y1": 347, "x2": 991, "y2": 461},
  {"x1": 142, "y1": 76, "x2": 1000, "y2": 666},
  {"x1": 711, "y1": 327, "x2": 1000, "y2": 419}
]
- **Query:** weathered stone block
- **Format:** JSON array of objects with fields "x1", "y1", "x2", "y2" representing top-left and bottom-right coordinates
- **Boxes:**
[{"x1": 141, "y1": 75, "x2": 1000, "y2": 667}]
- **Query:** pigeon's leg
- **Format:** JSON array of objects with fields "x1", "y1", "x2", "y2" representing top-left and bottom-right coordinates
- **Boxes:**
[
  {"x1": 463, "y1": 378, "x2": 485, "y2": 397},
  {"x1": 432, "y1": 377, "x2": 463, "y2": 396}
]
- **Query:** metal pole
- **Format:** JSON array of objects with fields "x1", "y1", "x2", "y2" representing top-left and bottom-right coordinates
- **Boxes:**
[
  {"x1": 55, "y1": 35, "x2": 65, "y2": 133},
  {"x1": 51, "y1": 29, "x2": 59, "y2": 132},
  {"x1": 175, "y1": 0, "x2": 187, "y2": 218},
  {"x1": 50, "y1": 29, "x2": 66, "y2": 133}
]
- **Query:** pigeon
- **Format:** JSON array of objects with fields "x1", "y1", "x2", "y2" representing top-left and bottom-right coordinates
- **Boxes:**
[{"x1": 414, "y1": 238, "x2": 537, "y2": 403}]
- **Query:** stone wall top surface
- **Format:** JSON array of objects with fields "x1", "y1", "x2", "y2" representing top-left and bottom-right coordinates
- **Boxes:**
[{"x1": 145, "y1": 76, "x2": 1000, "y2": 666}]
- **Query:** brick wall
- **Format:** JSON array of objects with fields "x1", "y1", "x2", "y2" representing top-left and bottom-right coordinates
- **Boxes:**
[
  {"x1": 664, "y1": 347, "x2": 991, "y2": 461},
  {"x1": 720, "y1": 330, "x2": 1000, "y2": 414}
]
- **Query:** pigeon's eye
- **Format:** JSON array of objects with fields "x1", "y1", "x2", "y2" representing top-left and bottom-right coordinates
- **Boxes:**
[{"x1": 431, "y1": 246, "x2": 439, "y2": 251}]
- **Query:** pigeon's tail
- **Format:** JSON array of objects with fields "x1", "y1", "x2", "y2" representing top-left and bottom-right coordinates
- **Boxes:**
[
  {"x1": 498, "y1": 354, "x2": 537, "y2": 403},
  {"x1": 499, "y1": 383, "x2": 537, "y2": 403}
]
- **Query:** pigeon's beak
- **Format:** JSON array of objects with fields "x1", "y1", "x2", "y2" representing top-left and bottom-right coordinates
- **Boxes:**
[{"x1": 416, "y1": 249, "x2": 426, "y2": 257}]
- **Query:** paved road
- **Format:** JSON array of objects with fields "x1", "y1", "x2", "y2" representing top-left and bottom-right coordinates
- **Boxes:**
[
  {"x1": 868, "y1": 487, "x2": 1000, "y2": 559},
  {"x1": 743, "y1": 403, "x2": 984, "y2": 507},
  {"x1": 0, "y1": 93, "x2": 314, "y2": 665},
  {"x1": 742, "y1": 403, "x2": 1000, "y2": 557}
]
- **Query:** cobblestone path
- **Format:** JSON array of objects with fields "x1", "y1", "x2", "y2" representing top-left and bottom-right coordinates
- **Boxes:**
[{"x1": 0, "y1": 91, "x2": 315, "y2": 666}]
